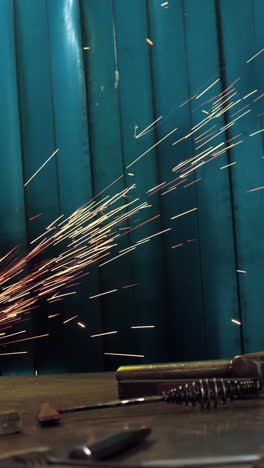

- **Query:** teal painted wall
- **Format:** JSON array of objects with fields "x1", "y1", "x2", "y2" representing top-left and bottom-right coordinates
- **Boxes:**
[{"x1": 0, "y1": 0, "x2": 263, "y2": 375}]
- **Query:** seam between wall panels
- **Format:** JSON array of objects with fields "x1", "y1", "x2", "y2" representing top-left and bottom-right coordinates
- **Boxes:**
[{"x1": 215, "y1": 0, "x2": 244, "y2": 353}]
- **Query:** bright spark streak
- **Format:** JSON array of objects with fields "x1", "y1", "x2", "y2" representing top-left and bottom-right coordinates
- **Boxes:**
[
  {"x1": 231, "y1": 319, "x2": 241, "y2": 325},
  {"x1": 83, "y1": 46, "x2": 90, "y2": 49},
  {"x1": 46, "y1": 214, "x2": 64, "y2": 229},
  {"x1": 195, "y1": 79, "x2": 220, "y2": 100},
  {"x1": 50, "y1": 291, "x2": 77, "y2": 299},
  {"x1": 90, "y1": 331, "x2": 118, "y2": 338},
  {"x1": 230, "y1": 105, "x2": 250, "y2": 118},
  {"x1": 0, "y1": 351, "x2": 27, "y2": 356},
  {"x1": 253, "y1": 93, "x2": 264, "y2": 102},
  {"x1": 161, "y1": 1, "x2": 168, "y2": 5},
  {"x1": 128, "y1": 173, "x2": 134, "y2": 176},
  {"x1": 249, "y1": 129, "x2": 264, "y2": 137},
  {"x1": 24, "y1": 149, "x2": 59, "y2": 187},
  {"x1": 236, "y1": 270, "x2": 247, "y2": 273},
  {"x1": 0, "y1": 330, "x2": 25, "y2": 340},
  {"x1": 137, "y1": 228, "x2": 171, "y2": 244},
  {"x1": 122, "y1": 283, "x2": 140, "y2": 289},
  {"x1": 179, "y1": 95, "x2": 196, "y2": 108},
  {"x1": 202, "y1": 110, "x2": 209, "y2": 114},
  {"x1": 99, "y1": 249, "x2": 135, "y2": 267},
  {"x1": 242, "y1": 89, "x2": 258, "y2": 99},
  {"x1": 184, "y1": 178, "x2": 201, "y2": 188},
  {"x1": 171, "y1": 208, "x2": 197, "y2": 220},
  {"x1": 89, "y1": 289, "x2": 118, "y2": 299},
  {"x1": 126, "y1": 128, "x2": 177, "y2": 169},
  {"x1": 136, "y1": 239, "x2": 150, "y2": 245},
  {"x1": 48, "y1": 314, "x2": 60, "y2": 318},
  {"x1": 104, "y1": 353, "x2": 144, "y2": 358},
  {"x1": 63, "y1": 315, "x2": 78, "y2": 324},
  {"x1": 194, "y1": 125, "x2": 217, "y2": 141},
  {"x1": 29, "y1": 213, "x2": 43, "y2": 221},
  {"x1": 146, "y1": 38, "x2": 154, "y2": 45},
  {"x1": 247, "y1": 186, "x2": 264, "y2": 192},
  {"x1": 220, "y1": 162, "x2": 237, "y2": 170},
  {"x1": 0, "y1": 334, "x2": 49, "y2": 346},
  {"x1": 77, "y1": 322, "x2": 85, "y2": 328},
  {"x1": 246, "y1": 48, "x2": 264, "y2": 63},
  {"x1": 171, "y1": 243, "x2": 184, "y2": 248},
  {"x1": 147, "y1": 182, "x2": 166, "y2": 193},
  {"x1": 130, "y1": 326, "x2": 155, "y2": 329},
  {"x1": 127, "y1": 214, "x2": 160, "y2": 234},
  {"x1": 135, "y1": 116, "x2": 162, "y2": 139}
]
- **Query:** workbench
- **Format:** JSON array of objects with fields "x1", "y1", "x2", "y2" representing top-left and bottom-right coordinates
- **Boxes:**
[{"x1": 0, "y1": 372, "x2": 264, "y2": 466}]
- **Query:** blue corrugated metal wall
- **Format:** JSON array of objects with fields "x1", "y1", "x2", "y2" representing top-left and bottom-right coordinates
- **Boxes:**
[{"x1": 0, "y1": 0, "x2": 263, "y2": 375}]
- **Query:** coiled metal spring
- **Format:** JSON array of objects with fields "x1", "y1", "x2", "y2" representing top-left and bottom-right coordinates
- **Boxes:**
[{"x1": 162, "y1": 378, "x2": 261, "y2": 408}]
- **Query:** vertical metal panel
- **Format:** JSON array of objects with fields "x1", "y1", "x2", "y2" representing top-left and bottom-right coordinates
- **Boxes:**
[
  {"x1": 113, "y1": 0, "x2": 165, "y2": 363},
  {"x1": 80, "y1": 0, "x2": 135, "y2": 369},
  {"x1": 182, "y1": 0, "x2": 241, "y2": 358},
  {"x1": 14, "y1": 0, "x2": 63, "y2": 373},
  {"x1": 0, "y1": 0, "x2": 33, "y2": 375},
  {"x1": 46, "y1": 0, "x2": 103, "y2": 372},
  {"x1": 218, "y1": 0, "x2": 264, "y2": 353},
  {"x1": 147, "y1": 0, "x2": 206, "y2": 361}
]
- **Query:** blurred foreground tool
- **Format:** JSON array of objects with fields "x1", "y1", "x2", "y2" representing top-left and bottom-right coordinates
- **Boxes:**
[
  {"x1": 116, "y1": 351, "x2": 264, "y2": 398},
  {"x1": 38, "y1": 377, "x2": 261, "y2": 426},
  {"x1": 0, "y1": 410, "x2": 22, "y2": 435},
  {"x1": 69, "y1": 427, "x2": 151, "y2": 460}
]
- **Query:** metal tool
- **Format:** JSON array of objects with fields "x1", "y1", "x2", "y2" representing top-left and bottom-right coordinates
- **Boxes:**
[
  {"x1": 38, "y1": 377, "x2": 261, "y2": 426},
  {"x1": 69, "y1": 427, "x2": 151, "y2": 460},
  {"x1": 116, "y1": 351, "x2": 264, "y2": 381}
]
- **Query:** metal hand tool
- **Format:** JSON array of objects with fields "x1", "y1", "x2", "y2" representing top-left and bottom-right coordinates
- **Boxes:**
[{"x1": 38, "y1": 377, "x2": 261, "y2": 426}]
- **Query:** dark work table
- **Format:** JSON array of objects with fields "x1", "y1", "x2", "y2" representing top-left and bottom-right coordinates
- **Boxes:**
[{"x1": 0, "y1": 372, "x2": 264, "y2": 466}]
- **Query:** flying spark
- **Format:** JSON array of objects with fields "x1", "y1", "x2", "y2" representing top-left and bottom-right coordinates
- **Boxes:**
[
  {"x1": 0, "y1": 351, "x2": 27, "y2": 356},
  {"x1": 89, "y1": 289, "x2": 118, "y2": 299},
  {"x1": 171, "y1": 208, "x2": 198, "y2": 220},
  {"x1": 242, "y1": 89, "x2": 258, "y2": 99},
  {"x1": 90, "y1": 331, "x2": 118, "y2": 338},
  {"x1": 253, "y1": 93, "x2": 264, "y2": 102},
  {"x1": 246, "y1": 48, "x2": 264, "y2": 63},
  {"x1": 184, "y1": 178, "x2": 201, "y2": 188},
  {"x1": 24, "y1": 149, "x2": 59, "y2": 187},
  {"x1": 231, "y1": 319, "x2": 241, "y2": 325},
  {"x1": 146, "y1": 38, "x2": 154, "y2": 46},
  {"x1": 122, "y1": 283, "x2": 140, "y2": 289},
  {"x1": 0, "y1": 333, "x2": 49, "y2": 347},
  {"x1": 249, "y1": 129, "x2": 264, "y2": 137},
  {"x1": 29, "y1": 213, "x2": 43, "y2": 221},
  {"x1": 247, "y1": 186, "x2": 264, "y2": 192},
  {"x1": 104, "y1": 353, "x2": 144, "y2": 358},
  {"x1": 195, "y1": 79, "x2": 220, "y2": 100},
  {"x1": 77, "y1": 322, "x2": 86, "y2": 328},
  {"x1": 63, "y1": 315, "x2": 78, "y2": 324},
  {"x1": 220, "y1": 162, "x2": 237, "y2": 170},
  {"x1": 126, "y1": 128, "x2": 177, "y2": 169},
  {"x1": 130, "y1": 326, "x2": 155, "y2": 329}
]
